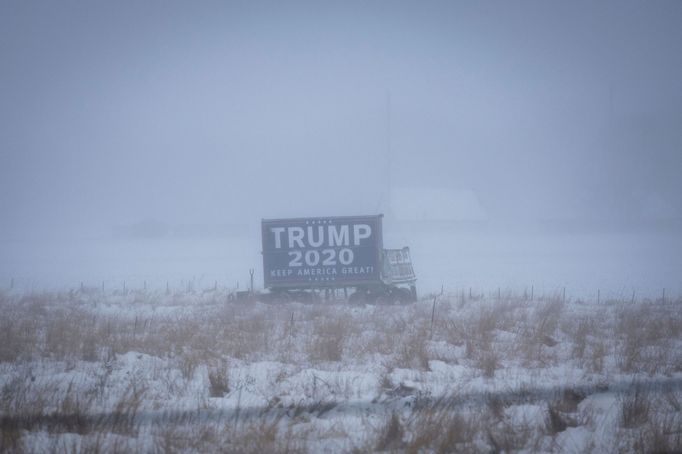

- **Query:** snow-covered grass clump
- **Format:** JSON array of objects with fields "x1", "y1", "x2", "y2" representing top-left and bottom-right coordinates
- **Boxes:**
[{"x1": 1, "y1": 288, "x2": 681, "y2": 452}]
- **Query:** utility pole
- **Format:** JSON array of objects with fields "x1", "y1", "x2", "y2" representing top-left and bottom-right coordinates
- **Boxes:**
[{"x1": 385, "y1": 91, "x2": 392, "y2": 216}]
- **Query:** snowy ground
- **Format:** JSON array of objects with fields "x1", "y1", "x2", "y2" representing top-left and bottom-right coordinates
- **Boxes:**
[
  {"x1": 1, "y1": 288, "x2": 681, "y2": 452},
  {"x1": 2, "y1": 228, "x2": 681, "y2": 299}
]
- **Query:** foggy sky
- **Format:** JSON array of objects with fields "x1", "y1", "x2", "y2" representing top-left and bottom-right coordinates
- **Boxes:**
[{"x1": 2, "y1": 1, "x2": 682, "y2": 239}]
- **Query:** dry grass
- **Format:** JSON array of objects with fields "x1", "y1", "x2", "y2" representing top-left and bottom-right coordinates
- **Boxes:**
[
  {"x1": 308, "y1": 314, "x2": 352, "y2": 363},
  {"x1": 409, "y1": 409, "x2": 479, "y2": 453},
  {"x1": 374, "y1": 412, "x2": 404, "y2": 451},
  {"x1": 6, "y1": 289, "x2": 678, "y2": 374},
  {"x1": 371, "y1": 407, "x2": 480, "y2": 454},
  {"x1": 620, "y1": 384, "x2": 651, "y2": 429},
  {"x1": 1, "y1": 289, "x2": 681, "y2": 452},
  {"x1": 207, "y1": 360, "x2": 230, "y2": 398}
]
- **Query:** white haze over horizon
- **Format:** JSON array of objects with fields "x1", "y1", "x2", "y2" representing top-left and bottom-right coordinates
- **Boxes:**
[{"x1": 1, "y1": 1, "x2": 681, "y2": 295}]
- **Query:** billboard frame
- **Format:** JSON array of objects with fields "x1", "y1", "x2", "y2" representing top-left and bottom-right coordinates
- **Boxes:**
[{"x1": 261, "y1": 214, "x2": 384, "y2": 290}]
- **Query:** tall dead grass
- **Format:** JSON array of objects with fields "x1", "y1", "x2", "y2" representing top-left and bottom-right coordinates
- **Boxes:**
[{"x1": 2, "y1": 289, "x2": 682, "y2": 452}]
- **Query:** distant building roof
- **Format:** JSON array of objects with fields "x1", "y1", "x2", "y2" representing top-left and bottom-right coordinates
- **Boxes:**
[{"x1": 391, "y1": 187, "x2": 487, "y2": 222}]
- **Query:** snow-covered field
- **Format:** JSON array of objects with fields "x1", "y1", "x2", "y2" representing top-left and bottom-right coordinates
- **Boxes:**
[
  {"x1": 2, "y1": 288, "x2": 681, "y2": 452},
  {"x1": 2, "y1": 228, "x2": 681, "y2": 299}
]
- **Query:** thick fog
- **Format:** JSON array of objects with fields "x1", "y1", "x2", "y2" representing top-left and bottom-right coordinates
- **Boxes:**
[{"x1": 1, "y1": 1, "x2": 681, "y2": 295}]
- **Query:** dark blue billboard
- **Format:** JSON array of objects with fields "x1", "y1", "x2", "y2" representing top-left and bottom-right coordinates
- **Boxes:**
[{"x1": 262, "y1": 215, "x2": 383, "y2": 289}]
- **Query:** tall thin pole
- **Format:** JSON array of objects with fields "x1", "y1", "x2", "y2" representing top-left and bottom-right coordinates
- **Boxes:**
[
  {"x1": 430, "y1": 294, "x2": 437, "y2": 339},
  {"x1": 385, "y1": 91, "x2": 392, "y2": 214}
]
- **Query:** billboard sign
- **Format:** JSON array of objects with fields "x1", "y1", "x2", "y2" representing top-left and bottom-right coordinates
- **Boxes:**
[{"x1": 262, "y1": 215, "x2": 383, "y2": 288}]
